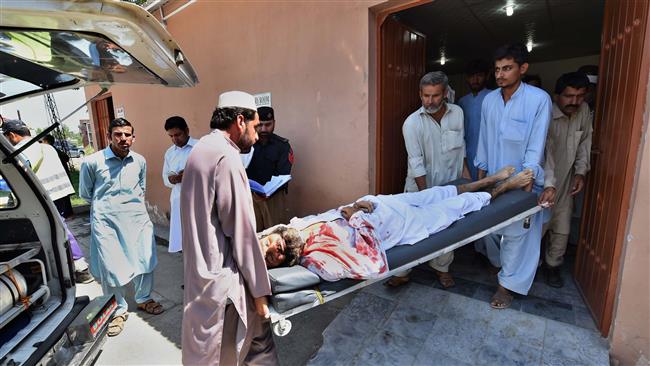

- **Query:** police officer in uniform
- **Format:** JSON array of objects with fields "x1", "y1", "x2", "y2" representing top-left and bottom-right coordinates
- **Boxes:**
[{"x1": 246, "y1": 106, "x2": 293, "y2": 231}]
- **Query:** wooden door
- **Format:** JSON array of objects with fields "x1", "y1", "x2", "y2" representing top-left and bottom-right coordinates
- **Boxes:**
[
  {"x1": 91, "y1": 95, "x2": 114, "y2": 150},
  {"x1": 376, "y1": 16, "x2": 426, "y2": 194},
  {"x1": 575, "y1": 0, "x2": 650, "y2": 336}
]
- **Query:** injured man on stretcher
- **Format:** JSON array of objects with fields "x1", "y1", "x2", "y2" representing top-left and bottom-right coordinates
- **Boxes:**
[{"x1": 259, "y1": 167, "x2": 533, "y2": 281}]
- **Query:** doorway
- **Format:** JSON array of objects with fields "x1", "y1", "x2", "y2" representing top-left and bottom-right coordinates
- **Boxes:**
[
  {"x1": 373, "y1": 0, "x2": 649, "y2": 336},
  {"x1": 90, "y1": 94, "x2": 115, "y2": 150}
]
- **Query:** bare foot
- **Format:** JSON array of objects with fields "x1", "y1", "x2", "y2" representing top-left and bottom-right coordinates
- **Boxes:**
[
  {"x1": 493, "y1": 165, "x2": 516, "y2": 181},
  {"x1": 501, "y1": 169, "x2": 534, "y2": 190},
  {"x1": 490, "y1": 169, "x2": 533, "y2": 198},
  {"x1": 490, "y1": 285, "x2": 513, "y2": 309}
]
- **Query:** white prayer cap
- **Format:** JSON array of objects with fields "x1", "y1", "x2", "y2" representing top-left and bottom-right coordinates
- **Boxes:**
[{"x1": 218, "y1": 91, "x2": 256, "y2": 110}]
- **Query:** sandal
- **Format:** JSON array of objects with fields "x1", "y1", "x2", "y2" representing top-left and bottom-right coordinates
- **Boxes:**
[
  {"x1": 108, "y1": 314, "x2": 127, "y2": 337},
  {"x1": 137, "y1": 299, "x2": 164, "y2": 315},
  {"x1": 490, "y1": 286, "x2": 513, "y2": 309},
  {"x1": 434, "y1": 270, "x2": 455, "y2": 288},
  {"x1": 384, "y1": 275, "x2": 410, "y2": 288}
]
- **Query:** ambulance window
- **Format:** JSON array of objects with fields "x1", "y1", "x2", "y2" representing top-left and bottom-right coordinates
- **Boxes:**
[{"x1": 0, "y1": 174, "x2": 18, "y2": 209}]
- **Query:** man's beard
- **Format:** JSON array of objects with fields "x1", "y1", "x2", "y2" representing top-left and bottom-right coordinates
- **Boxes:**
[
  {"x1": 425, "y1": 101, "x2": 444, "y2": 114},
  {"x1": 237, "y1": 135, "x2": 255, "y2": 151}
]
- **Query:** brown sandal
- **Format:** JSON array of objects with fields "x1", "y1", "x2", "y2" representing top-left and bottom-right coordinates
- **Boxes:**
[
  {"x1": 384, "y1": 275, "x2": 410, "y2": 287},
  {"x1": 434, "y1": 270, "x2": 456, "y2": 288},
  {"x1": 108, "y1": 314, "x2": 127, "y2": 337},
  {"x1": 137, "y1": 299, "x2": 164, "y2": 315}
]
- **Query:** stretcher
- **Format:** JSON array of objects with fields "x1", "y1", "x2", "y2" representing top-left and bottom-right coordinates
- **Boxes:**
[{"x1": 268, "y1": 186, "x2": 542, "y2": 336}]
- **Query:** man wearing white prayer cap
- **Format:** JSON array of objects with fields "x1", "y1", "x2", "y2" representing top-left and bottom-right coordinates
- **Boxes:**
[{"x1": 180, "y1": 91, "x2": 278, "y2": 365}]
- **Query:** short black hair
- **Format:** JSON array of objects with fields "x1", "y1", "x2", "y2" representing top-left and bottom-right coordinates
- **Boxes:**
[
  {"x1": 555, "y1": 72, "x2": 590, "y2": 95},
  {"x1": 109, "y1": 118, "x2": 134, "y2": 134},
  {"x1": 209, "y1": 107, "x2": 256, "y2": 130},
  {"x1": 41, "y1": 134, "x2": 55, "y2": 145},
  {"x1": 164, "y1": 116, "x2": 188, "y2": 131},
  {"x1": 465, "y1": 59, "x2": 490, "y2": 76},
  {"x1": 494, "y1": 43, "x2": 529, "y2": 66}
]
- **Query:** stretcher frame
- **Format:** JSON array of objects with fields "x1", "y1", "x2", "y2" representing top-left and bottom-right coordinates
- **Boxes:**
[{"x1": 269, "y1": 204, "x2": 542, "y2": 336}]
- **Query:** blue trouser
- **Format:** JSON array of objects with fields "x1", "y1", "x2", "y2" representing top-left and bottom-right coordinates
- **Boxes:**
[
  {"x1": 100, "y1": 272, "x2": 154, "y2": 315},
  {"x1": 496, "y1": 209, "x2": 543, "y2": 295},
  {"x1": 474, "y1": 235, "x2": 502, "y2": 267}
]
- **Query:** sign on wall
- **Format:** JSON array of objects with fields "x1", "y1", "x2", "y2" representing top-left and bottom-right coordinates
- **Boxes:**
[
  {"x1": 254, "y1": 92, "x2": 271, "y2": 107},
  {"x1": 116, "y1": 106, "x2": 125, "y2": 118}
]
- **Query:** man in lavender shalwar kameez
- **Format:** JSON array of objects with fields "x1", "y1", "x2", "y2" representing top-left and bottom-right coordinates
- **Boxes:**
[{"x1": 181, "y1": 91, "x2": 278, "y2": 365}]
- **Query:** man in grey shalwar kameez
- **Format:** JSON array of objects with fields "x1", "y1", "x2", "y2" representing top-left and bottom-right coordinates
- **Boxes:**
[{"x1": 181, "y1": 91, "x2": 278, "y2": 365}]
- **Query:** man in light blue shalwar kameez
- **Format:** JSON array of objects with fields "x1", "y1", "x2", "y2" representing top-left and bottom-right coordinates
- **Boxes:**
[
  {"x1": 79, "y1": 118, "x2": 163, "y2": 336},
  {"x1": 475, "y1": 44, "x2": 551, "y2": 309},
  {"x1": 457, "y1": 59, "x2": 492, "y2": 182}
]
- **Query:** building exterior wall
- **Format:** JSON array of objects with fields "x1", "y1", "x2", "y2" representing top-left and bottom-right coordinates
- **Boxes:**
[
  {"x1": 86, "y1": 3, "x2": 649, "y2": 361},
  {"x1": 87, "y1": 1, "x2": 382, "y2": 218},
  {"x1": 610, "y1": 75, "x2": 650, "y2": 365}
]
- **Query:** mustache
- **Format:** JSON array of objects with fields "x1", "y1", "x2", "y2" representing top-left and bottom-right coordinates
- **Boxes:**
[{"x1": 565, "y1": 104, "x2": 579, "y2": 109}]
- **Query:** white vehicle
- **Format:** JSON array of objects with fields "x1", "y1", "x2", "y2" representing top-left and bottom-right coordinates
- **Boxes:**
[{"x1": 0, "y1": 1, "x2": 197, "y2": 365}]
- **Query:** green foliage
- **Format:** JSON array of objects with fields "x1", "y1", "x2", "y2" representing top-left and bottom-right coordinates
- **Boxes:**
[
  {"x1": 35, "y1": 125, "x2": 83, "y2": 147},
  {"x1": 122, "y1": 0, "x2": 148, "y2": 5},
  {"x1": 69, "y1": 169, "x2": 87, "y2": 207}
]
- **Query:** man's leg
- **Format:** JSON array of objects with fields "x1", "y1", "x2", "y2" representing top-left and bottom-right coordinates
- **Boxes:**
[
  {"x1": 456, "y1": 166, "x2": 516, "y2": 194},
  {"x1": 543, "y1": 197, "x2": 573, "y2": 288},
  {"x1": 242, "y1": 315, "x2": 279, "y2": 365},
  {"x1": 220, "y1": 304, "x2": 240, "y2": 365},
  {"x1": 253, "y1": 196, "x2": 273, "y2": 232},
  {"x1": 63, "y1": 217, "x2": 94, "y2": 284},
  {"x1": 133, "y1": 272, "x2": 154, "y2": 304},
  {"x1": 267, "y1": 191, "x2": 288, "y2": 227},
  {"x1": 393, "y1": 185, "x2": 458, "y2": 206},
  {"x1": 101, "y1": 281, "x2": 129, "y2": 315},
  {"x1": 168, "y1": 195, "x2": 182, "y2": 253},
  {"x1": 474, "y1": 235, "x2": 502, "y2": 268},
  {"x1": 133, "y1": 272, "x2": 164, "y2": 314},
  {"x1": 491, "y1": 211, "x2": 543, "y2": 308},
  {"x1": 101, "y1": 280, "x2": 129, "y2": 336},
  {"x1": 427, "y1": 252, "x2": 455, "y2": 288}
]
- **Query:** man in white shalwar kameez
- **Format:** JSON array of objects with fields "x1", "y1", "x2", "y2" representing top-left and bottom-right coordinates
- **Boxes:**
[
  {"x1": 390, "y1": 71, "x2": 471, "y2": 288},
  {"x1": 162, "y1": 116, "x2": 197, "y2": 253}
]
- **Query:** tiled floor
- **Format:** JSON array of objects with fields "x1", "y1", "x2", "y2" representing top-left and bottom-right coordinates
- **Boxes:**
[
  {"x1": 307, "y1": 243, "x2": 608, "y2": 365},
  {"x1": 410, "y1": 244, "x2": 599, "y2": 331},
  {"x1": 309, "y1": 283, "x2": 609, "y2": 366}
]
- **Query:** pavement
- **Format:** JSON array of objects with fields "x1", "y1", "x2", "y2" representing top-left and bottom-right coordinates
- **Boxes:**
[
  {"x1": 67, "y1": 214, "x2": 609, "y2": 366},
  {"x1": 67, "y1": 214, "x2": 343, "y2": 365}
]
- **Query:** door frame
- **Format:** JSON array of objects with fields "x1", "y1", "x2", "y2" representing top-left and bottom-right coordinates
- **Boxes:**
[
  {"x1": 369, "y1": 0, "x2": 431, "y2": 194},
  {"x1": 370, "y1": 0, "x2": 650, "y2": 336},
  {"x1": 90, "y1": 93, "x2": 114, "y2": 150},
  {"x1": 579, "y1": 0, "x2": 650, "y2": 336}
]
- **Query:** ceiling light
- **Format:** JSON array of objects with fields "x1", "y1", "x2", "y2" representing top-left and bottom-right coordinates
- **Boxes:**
[
  {"x1": 505, "y1": 4, "x2": 514, "y2": 16},
  {"x1": 526, "y1": 40, "x2": 533, "y2": 52},
  {"x1": 440, "y1": 55, "x2": 446, "y2": 65}
]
